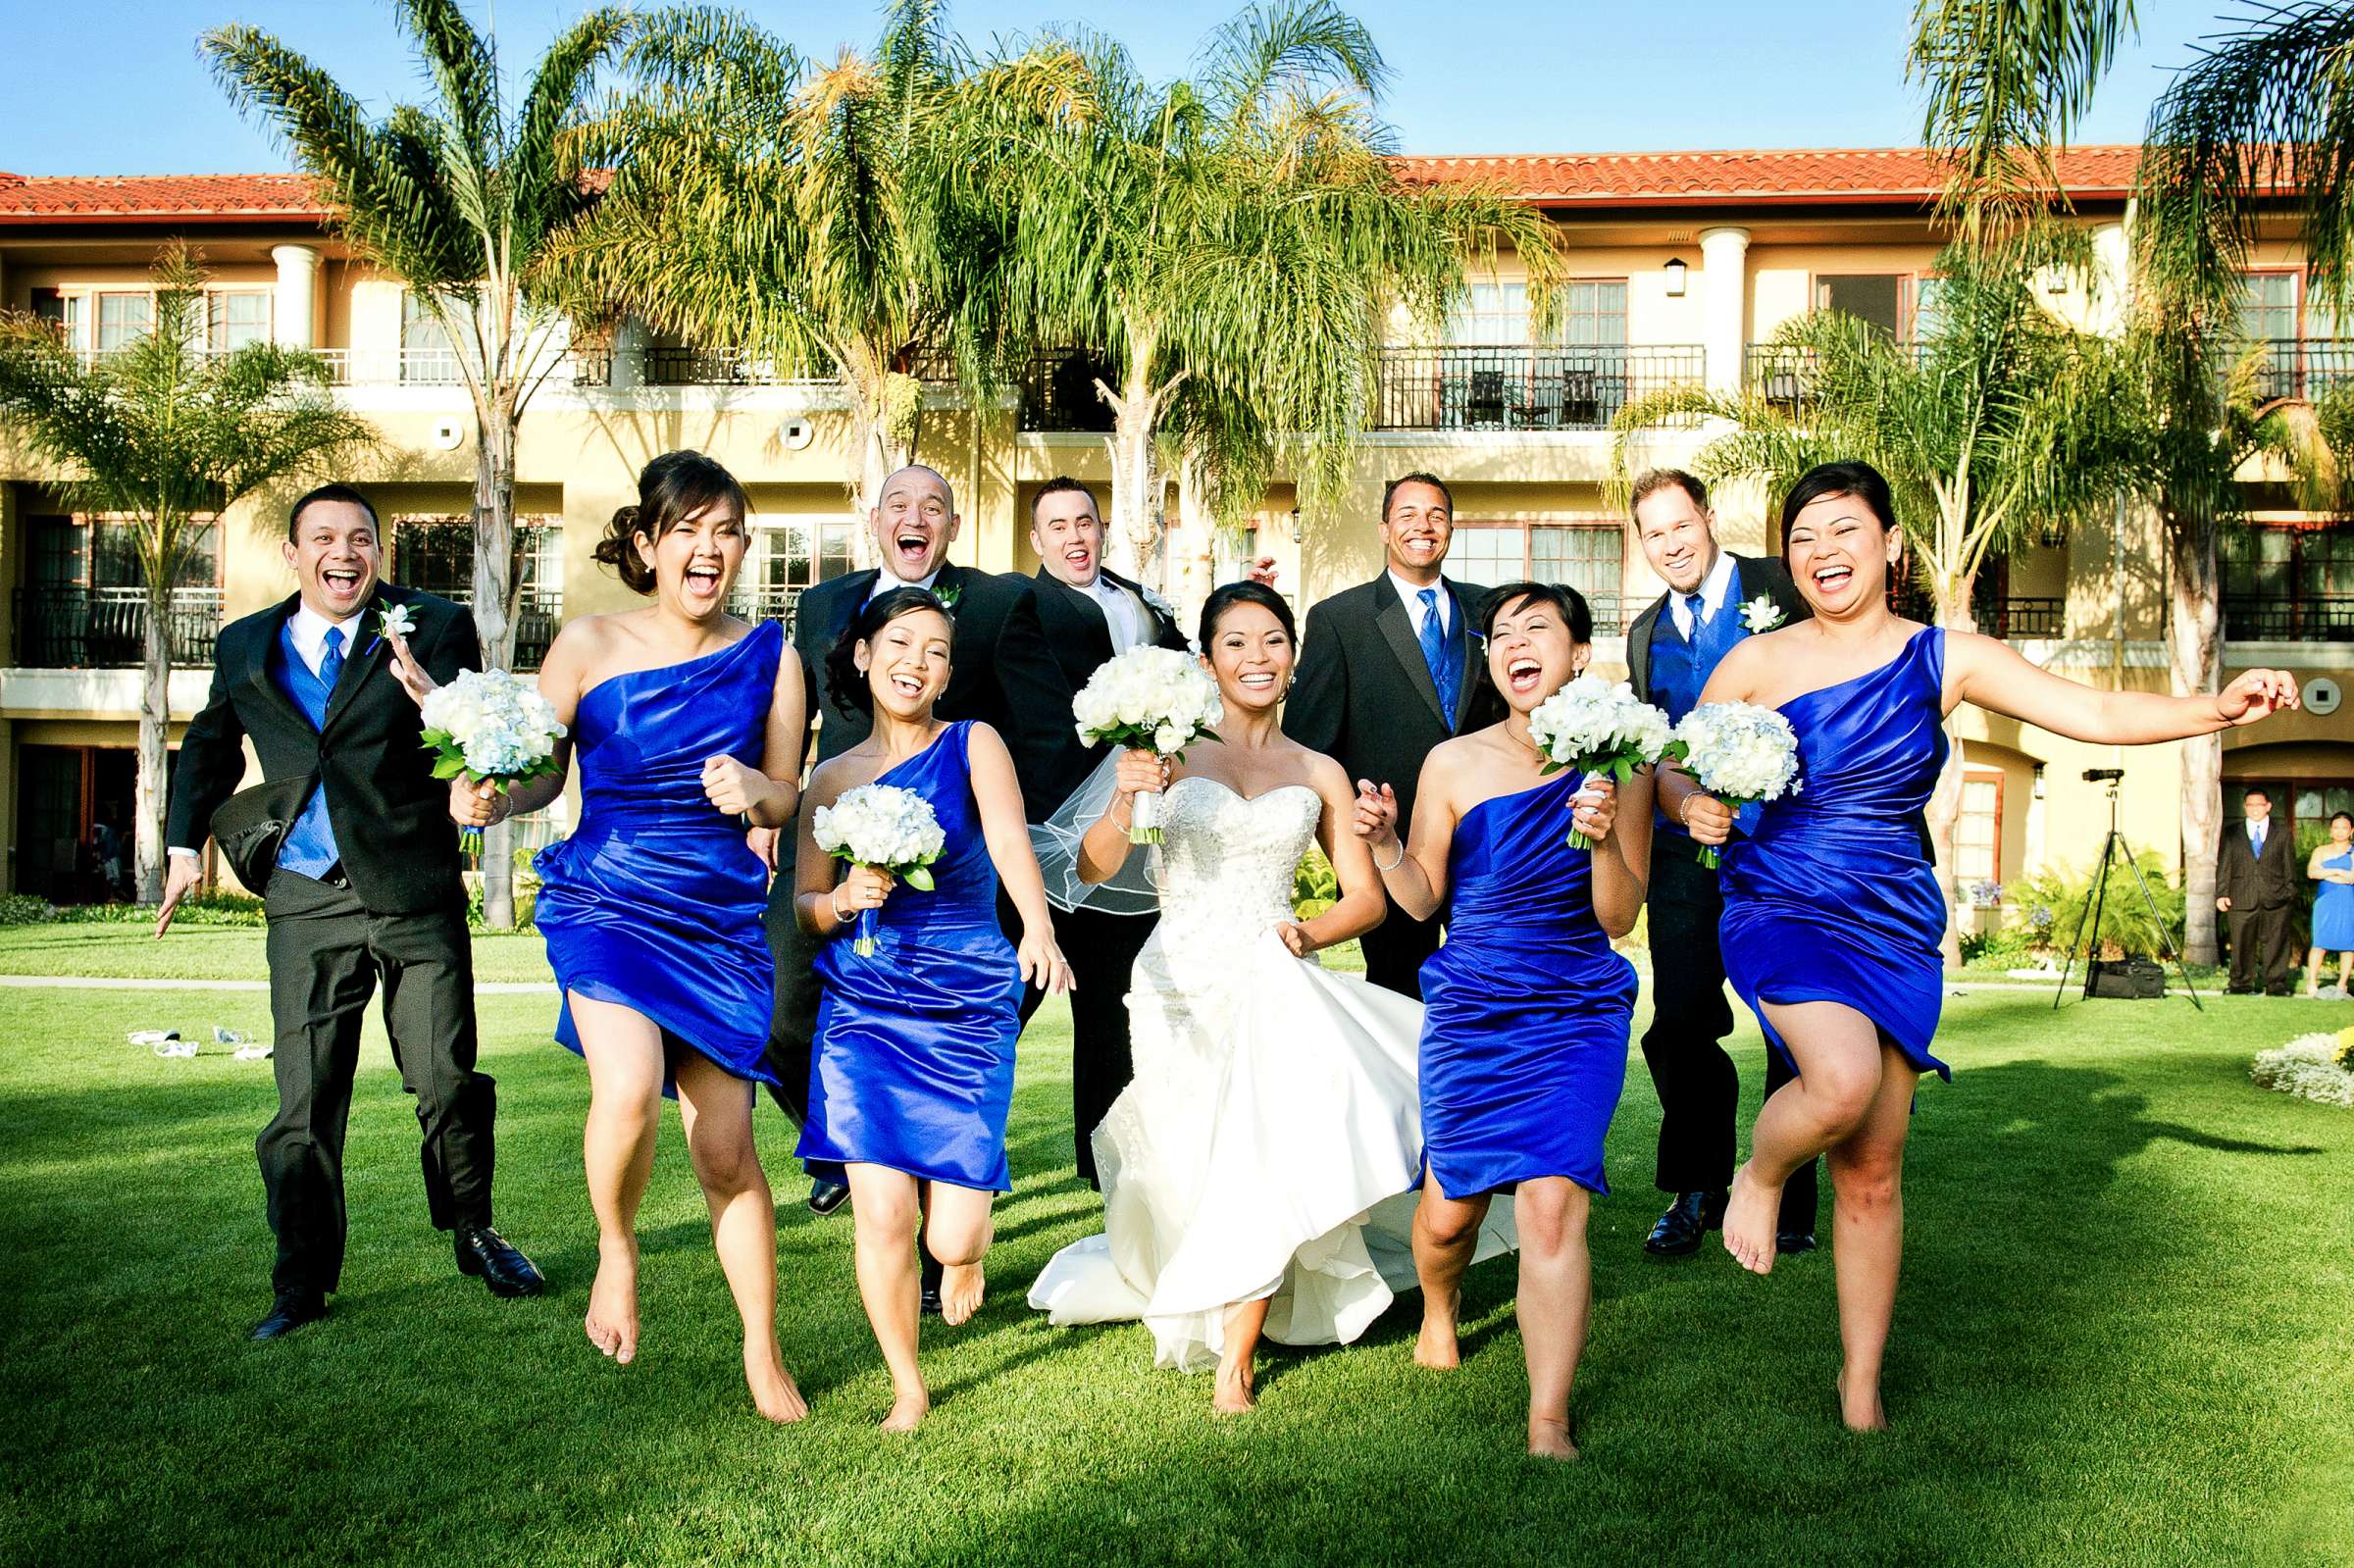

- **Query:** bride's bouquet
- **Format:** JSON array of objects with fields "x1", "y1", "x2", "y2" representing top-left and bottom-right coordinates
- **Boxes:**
[
  {"x1": 1072, "y1": 646, "x2": 1223, "y2": 843},
  {"x1": 419, "y1": 669, "x2": 566, "y2": 855},
  {"x1": 1526, "y1": 674, "x2": 1676, "y2": 850},
  {"x1": 1670, "y1": 700, "x2": 1803, "y2": 869},
  {"x1": 812, "y1": 783, "x2": 945, "y2": 956}
]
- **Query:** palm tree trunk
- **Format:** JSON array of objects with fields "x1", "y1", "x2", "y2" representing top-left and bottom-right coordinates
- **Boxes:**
[
  {"x1": 1101, "y1": 367, "x2": 1166, "y2": 589},
  {"x1": 472, "y1": 399, "x2": 519, "y2": 930},
  {"x1": 2168, "y1": 513, "x2": 2224, "y2": 965},
  {"x1": 134, "y1": 578, "x2": 173, "y2": 903}
]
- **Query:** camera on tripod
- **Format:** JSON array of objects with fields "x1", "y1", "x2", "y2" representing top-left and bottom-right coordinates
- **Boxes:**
[
  {"x1": 2052, "y1": 763, "x2": 2199, "y2": 1009},
  {"x1": 2082, "y1": 767, "x2": 2124, "y2": 784}
]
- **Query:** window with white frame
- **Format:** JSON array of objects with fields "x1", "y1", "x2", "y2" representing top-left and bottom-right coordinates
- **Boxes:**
[
  {"x1": 401, "y1": 291, "x2": 461, "y2": 382},
  {"x1": 1447, "y1": 522, "x2": 1627, "y2": 633},
  {"x1": 94, "y1": 292, "x2": 153, "y2": 353},
  {"x1": 30, "y1": 289, "x2": 87, "y2": 353},
  {"x1": 1445, "y1": 279, "x2": 1628, "y2": 347},
  {"x1": 1956, "y1": 770, "x2": 2003, "y2": 887},
  {"x1": 207, "y1": 290, "x2": 271, "y2": 350},
  {"x1": 733, "y1": 517, "x2": 859, "y2": 629}
]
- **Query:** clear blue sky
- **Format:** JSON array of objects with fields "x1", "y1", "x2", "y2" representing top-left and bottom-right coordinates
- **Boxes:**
[{"x1": 2, "y1": 0, "x2": 2232, "y2": 176}]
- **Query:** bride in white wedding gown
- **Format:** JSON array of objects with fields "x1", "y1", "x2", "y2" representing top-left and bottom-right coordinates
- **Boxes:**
[{"x1": 1027, "y1": 582, "x2": 1511, "y2": 1412}]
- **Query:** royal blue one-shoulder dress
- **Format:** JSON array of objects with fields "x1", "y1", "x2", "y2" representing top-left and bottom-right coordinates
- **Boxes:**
[
  {"x1": 535, "y1": 620, "x2": 785, "y2": 1093},
  {"x1": 1417, "y1": 769, "x2": 1639, "y2": 1197},
  {"x1": 797, "y1": 722, "x2": 1023, "y2": 1191},
  {"x1": 1720, "y1": 627, "x2": 1953, "y2": 1082}
]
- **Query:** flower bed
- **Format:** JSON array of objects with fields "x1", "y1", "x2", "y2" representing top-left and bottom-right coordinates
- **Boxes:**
[{"x1": 2250, "y1": 1028, "x2": 2354, "y2": 1108}]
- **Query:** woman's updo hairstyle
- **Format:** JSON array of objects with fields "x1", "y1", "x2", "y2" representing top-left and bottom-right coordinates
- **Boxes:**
[
  {"x1": 594, "y1": 449, "x2": 749, "y2": 595},
  {"x1": 1480, "y1": 580, "x2": 1592, "y2": 644},
  {"x1": 826, "y1": 585, "x2": 953, "y2": 719},
  {"x1": 1198, "y1": 581, "x2": 1297, "y2": 647},
  {"x1": 1778, "y1": 459, "x2": 1899, "y2": 554}
]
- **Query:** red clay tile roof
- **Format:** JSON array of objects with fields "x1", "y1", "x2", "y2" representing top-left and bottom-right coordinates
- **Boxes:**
[
  {"x1": 1392, "y1": 145, "x2": 2145, "y2": 206},
  {"x1": 0, "y1": 173, "x2": 330, "y2": 222}
]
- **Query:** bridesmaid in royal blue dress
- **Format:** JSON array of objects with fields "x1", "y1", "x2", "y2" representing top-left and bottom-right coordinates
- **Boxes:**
[
  {"x1": 793, "y1": 586, "x2": 1070, "y2": 1432},
  {"x1": 1356, "y1": 582, "x2": 1652, "y2": 1462},
  {"x1": 1663, "y1": 460, "x2": 2300, "y2": 1432},
  {"x1": 436, "y1": 452, "x2": 810, "y2": 1424}
]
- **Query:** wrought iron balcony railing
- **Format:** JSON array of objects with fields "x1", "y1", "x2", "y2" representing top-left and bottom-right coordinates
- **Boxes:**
[
  {"x1": 727, "y1": 584, "x2": 808, "y2": 637},
  {"x1": 2223, "y1": 591, "x2": 2354, "y2": 642},
  {"x1": 1989, "y1": 596, "x2": 2065, "y2": 638},
  {"x1": 1373, "y1": 345, "x2": 1705, "y2": 432},
  {"x1": 12, "y1": 585, "x2": 224, "y2": 668},
  {"x1": 2246, "y1": 338, "x2": 2354, "y2": 404}
]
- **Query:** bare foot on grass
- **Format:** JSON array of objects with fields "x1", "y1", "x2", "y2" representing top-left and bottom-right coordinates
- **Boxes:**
[
  {"x1": 1527, "y1": 1415, "x2": 1579, "y2": 1461},
  {"x1": 585, "y1": 1238, "x2": 640, "y2": 1364},
  {"x1": 1413, "y1": 1290, "x2": 1462, "y2": 1370},
  {"x1": 745, "y1": 1340, "x2": 808, "y2": 1424}
]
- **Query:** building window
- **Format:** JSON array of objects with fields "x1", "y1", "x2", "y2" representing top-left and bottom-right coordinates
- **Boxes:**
[
  {"x1": 1817, "y1": 274, "x2": 1905, "y2": 335},
  {"x1": 1445, "y1": 279, "x2": 1628, "y2": 347},
  {"x1": 2221, "y1": 523, "x2": 2354, "y2": 641},
  {"x1": 388, "y1": 517, "x2": 563, "y2": 666},
  {"x1": 1447, "y1": 522, "x2": 1626, "y2": 634},
  {"x1": 29, "y1": 289, "x2": 87, "y2": 353},
  {"x1": 732, "y1": 517, "x2": 858, "y2": 632},
  {"x1": 1447, "y1": 281, "x2": 1528, "y2": 344},
  {"x1": 401, "y1": 291, "x2": 461, "y2": 382},
  {"x1": 207, "y1": 290, "x2": 272, "y2": 350},
  {"x1": 13, "y1": 744, "x2": 141, "y2": 904},
  {"x1": 94, "y1": 292, "x2": 153, "y2": 354},
  {"x1": 2238, "y1": 272, "x2": 2299, "y2": 341},
  {"x1": 1956, "y1": 770, "x2": 2003, "y2": 888},
  {"x1": 1557, "y1": 280, "x2": 1629, "y2": 348}
]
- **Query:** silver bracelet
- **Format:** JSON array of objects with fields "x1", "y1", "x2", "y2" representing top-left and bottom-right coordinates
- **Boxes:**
[{"x1": 1374, "y1": 839, "x2": 1406, "y2": 872}]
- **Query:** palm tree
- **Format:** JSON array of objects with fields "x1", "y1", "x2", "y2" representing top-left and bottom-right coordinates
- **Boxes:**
[
  {"x1": 0, "y1": 245, "x2": 374, "y2": 903},
  {"x1": 545, "y1": 3, "x2": 1026, "y2": 544},
  {"x1": 1612, "y1": 236, "x2": 2135, "y2": 953},
  {"x1": 204, "y1": 0, "x2": 632, "y2": 927},
  {"x1": 974, "y1": 1, "x2": 1559, "y2": 591}
]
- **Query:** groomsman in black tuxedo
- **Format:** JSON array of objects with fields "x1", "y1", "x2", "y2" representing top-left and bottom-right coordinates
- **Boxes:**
[
  {"x1": 159, "y1": 484, "x2": 542, "y2": 1340},
  {"x1": 1622, "y1": 469, "x2": 1819, "y2": 1259},
  {"x1": 1021, "y1": 477, "x2": 1191, "y2": 1185},
  {"x1": 759, "y1": 464, "x2": 1074, "y2": 1222},
  {"x1": 1285, "y1": 473, "x2": 1487, "y2": 998}
]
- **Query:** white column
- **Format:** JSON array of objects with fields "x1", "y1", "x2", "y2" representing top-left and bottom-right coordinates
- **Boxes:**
[
  {"x1": 1698, "y1": 226, "x2": 1752, "y2": 396},
  {"x1": 270, "y1": 244, "x2": 320, "y2": 349},
  {"x1": 2088, "y1": 221, "x2": 2130, "y2": 335}
]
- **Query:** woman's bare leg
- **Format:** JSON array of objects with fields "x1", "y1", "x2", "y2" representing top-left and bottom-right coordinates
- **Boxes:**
[
  {"x1": 1214, "y1": 1297, "x2": 1272, "y2": 1413},
  {"x1": 1824, "y1": 1044, "x2": 1919, "y2": 1432},
  {"x1": 2305, "y1": 946, "x2": 2327, "y2": 997},
  {"x1": 570, "y1": 994, "x2": 663, "y2": 1365},
  {"x1": 1723, "y1": 1000, "x2": 1886, "y2": 1275},
  {"x1": 1411, "y1": 1181, "x2": 1495, "y2": 1370},
  {"x1": 674, "y1": 1051, "x2": 806, "y2": 1423},
  {"x1": 846, "y1": 1163, "x2": 927, "y2": 1430},
  {"x1": 921, "y1": 1181, "x2": 995, "y2": 1328},
  {"x1": 1514, "y1": 1177, "x2": 1591, "y2": 1460}
]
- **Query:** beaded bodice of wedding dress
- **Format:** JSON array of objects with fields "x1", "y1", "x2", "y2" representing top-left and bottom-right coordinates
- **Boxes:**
[{"x1": 1150, "y1": 776, "x2": 1321, "y2": 962}]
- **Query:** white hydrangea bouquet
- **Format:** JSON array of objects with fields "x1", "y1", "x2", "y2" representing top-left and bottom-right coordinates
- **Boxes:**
[
  {"x1": 419, "y1": 669, "x2": 567, "y2": 856},
  {"x1": 1526, "y1": 674, "x2": 1677, "y2": 850},
  {"x1": 812, "y1": 783, "x2": 946, "y2": 956},
  {"x1": 1072, "y1": 646, "x2": 1223, "y2": 843},
  {"x1": 1671, "y1": 700, "x2": 1803, "y2": 869}
]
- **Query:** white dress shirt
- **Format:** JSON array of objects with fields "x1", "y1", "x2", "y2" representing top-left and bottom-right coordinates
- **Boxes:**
[
  {"x1": 1089, "y1": 575, "x2": 1147, "y2": 654},
  {"x1": 170, "y1": 600, "x2": 366, "y2": 862},
  {"x1": 868, "y1": 567, "x2": 941, "y2": 601},
  {"x1": 1388, "y1": 571, "x2": 1450, "y2": 638},
  {"x1": 1668, "y1": 548, "x2": 1737, "y2": 639}
]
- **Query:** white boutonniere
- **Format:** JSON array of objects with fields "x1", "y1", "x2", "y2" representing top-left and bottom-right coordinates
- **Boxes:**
[
  {"x1": 1739, "y1": 595, "x2": 1785, "y2": 633},
  {"x1": 932, "y1": 579, "x2": 963, "y2": 610},
  {"x1": 370, "y1": 601, "x2": 417, "y2": 654},
  {"x1": 1141, "y1": 584, "x2": 1177, "y2": 623}
]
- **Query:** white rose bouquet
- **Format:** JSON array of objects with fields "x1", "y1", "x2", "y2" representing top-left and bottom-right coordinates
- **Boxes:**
[
  {"x1": 1072, "y1": 646, "x2": 1223, "y2": 842},
  {"x1": 1526, "y1": 674, "x2": 1677, "y2": 850},
  {"x1": 812, "y1": 783, "x2": 946, "y2": 956},
  {"x1": 419, "y1": 669, "x2": 567, "y2": 856},
  {"x1": 1670, "y1": 700, "x2": 1803, "y2": 869}
]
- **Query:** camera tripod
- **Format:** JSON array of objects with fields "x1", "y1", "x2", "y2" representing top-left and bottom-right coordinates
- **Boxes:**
[{"x1": 2051, "y1": 772, "x2": 2203, "y2": 1010}]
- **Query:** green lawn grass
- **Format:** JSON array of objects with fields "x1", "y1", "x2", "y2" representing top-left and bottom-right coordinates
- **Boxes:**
[{"x1": 2, "y1": 932, "x2": 2350, "y2": 1567}]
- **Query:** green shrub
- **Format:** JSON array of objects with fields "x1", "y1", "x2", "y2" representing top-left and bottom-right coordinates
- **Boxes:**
[
  {"x1": 2011, "y1": 851, "x2": 2186, "y2": 959},
  {"x1": 1293, "y1": 846, "x2": 1338, "y2": 921},
  {"x1": 51, "y1": 891, "x2": 267, "y2": 928},
  {"x1": 0, "y1": 893, "x2": 57, "y2": 926}
]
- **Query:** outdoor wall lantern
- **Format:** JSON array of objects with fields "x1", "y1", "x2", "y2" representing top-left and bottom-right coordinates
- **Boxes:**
[
  {"x1": 1288, "y1": 508, "x2": 1305, "y2": 542},
  {"x1": 1664, "y1": 258, "x2": 1689, "y2": 297}
]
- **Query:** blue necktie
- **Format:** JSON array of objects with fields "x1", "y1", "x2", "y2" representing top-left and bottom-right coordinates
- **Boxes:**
[
  {"x1": 1684, "y1": 591, "x2": 1707, "y2": 632},
  {"x1": 1417, "y1": 588, "x2": 1453, "y2": 720},
  {"x1": 2251, "y1": 823, "x2": 2266, "y2": 856},
  {"x1": 319, "y1": 624, "x2": 344, "y2": 691}
]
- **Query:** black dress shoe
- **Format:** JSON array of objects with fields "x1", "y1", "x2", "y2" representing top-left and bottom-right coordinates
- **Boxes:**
[
  {"x1": 1776, "y1": 1230, "x2": 1818, "y2": 1255},
  {"x1": 808, "y1": 1177, "x2": 850, "y2": 1216},
  {"x1": 250, "y1": 1290, "x2": 327, "y2": 1341},
  {"x1": 1645, "y1": 1190, "x2": 1728, "y2": 1257},
  {"x1": 920, "y1": 1286, "x2": 945, "y2": 1316},
  {"x1": 455, "y1": 1224, "x2": 546, "y2": 1298}
]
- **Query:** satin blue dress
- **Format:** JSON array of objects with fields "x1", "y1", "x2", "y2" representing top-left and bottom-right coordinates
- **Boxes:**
[
  {"x1": 1721, "y1": 627, "x2": 1953, "y2": 1081},
  {"x1": 1418, "y1": 770, "x2": 1638, "y2": 1197},
  {"x1": 535, "y1": 621, "x2": 785, "y2": 1093},
  {"x1": 797, "y1": 722, "x2": 1023, "y2": 1191},
  {"x1": 2315, "y1": 849, "x2": 2354, "y2": 951}
]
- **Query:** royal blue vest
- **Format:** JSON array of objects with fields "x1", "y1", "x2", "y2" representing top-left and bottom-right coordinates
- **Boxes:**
[
  {"x1": 272, "y1": 621, "x2": 343, "y2": 879},
  {"x1": 1651, "y1": 561, "x2": 1760, "y2": 839}
]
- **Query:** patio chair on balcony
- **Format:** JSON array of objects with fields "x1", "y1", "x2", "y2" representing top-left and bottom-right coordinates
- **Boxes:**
[
  {"x1": 1559, "y1": 368, "x2": 1603, "y2": 429},
  {"x1": 1466, "y1": 369, "x2": 1508, "y2": 430}
]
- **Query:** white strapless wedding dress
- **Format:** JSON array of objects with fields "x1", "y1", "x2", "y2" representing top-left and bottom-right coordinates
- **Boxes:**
[{"x1": 1027, "y1": 775, "x2": 1512, "y2": 1370}]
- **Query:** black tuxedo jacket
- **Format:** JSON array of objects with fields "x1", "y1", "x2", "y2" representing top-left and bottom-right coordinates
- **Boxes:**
[
  {"x1": 168, "y1": 585, "x2": 481, "y2": 916},
  {"x1": 1624, "y1": 553, "x2": 1812, "y2": 704},
  {"x1": 2218, "y1": 820, "x2": 2298, "y2": 911},
  {"x1": 1027, "y1": 566, "x2": 1191, "y2": 808},
  {"x1": 1284, "y1": 575, "x2": 1488, "y2": 829},
  {"x1": 792, "y1": 561, "x2": 1076, "y2": 819}
]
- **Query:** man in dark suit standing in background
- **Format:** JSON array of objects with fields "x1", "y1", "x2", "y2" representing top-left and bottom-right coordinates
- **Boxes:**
[
  {"x1": 1022, "y1": 477, "x2": 1191, "y2": 1186},
  {"x1": 759, "y1": 464, "x2": 1074, "y2": 1219},
  {"x1": 2217, "y1": 784, "x2": 2299, "y2": 994},
  {"x1": 159, "y1": 484, "x2": 542, "y2": 1340},
  {"x1": 1622, "y1": 468, "x2": 1819, "y2": 1260},
  {"x1": 1285, "y1": 472, "x2": 1485, "y2": 998}
]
